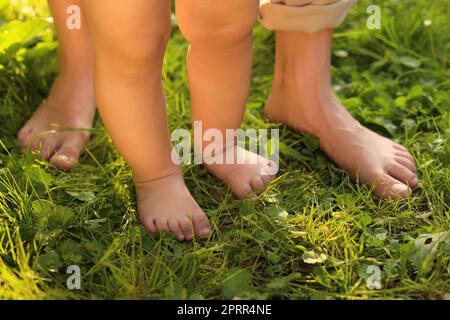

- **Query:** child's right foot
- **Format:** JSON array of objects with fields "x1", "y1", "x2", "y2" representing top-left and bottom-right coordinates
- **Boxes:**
[
  {"x1": 135, "y1": 171, "x2": 211, "y2": 241},
  {"x1": 204, "y1": 145, "x2": 278, "y2": 199},
  {"x1": 17, "y1": 73, "x2": 96, "y2": 170}
]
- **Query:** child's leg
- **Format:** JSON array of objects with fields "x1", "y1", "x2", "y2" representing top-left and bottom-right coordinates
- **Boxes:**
[
  {"x1": 264, "y1": 30, "x2": 418, "y2": 199},
  {"x1": 18, "y1": 0, "x2": 96, "y2": 170},
  {"x1": 82, "y1": 0, "x2": 210, "y2": 240},
  {"x1": 177, "y1": 0, "x2": 278, "y2": 199}
]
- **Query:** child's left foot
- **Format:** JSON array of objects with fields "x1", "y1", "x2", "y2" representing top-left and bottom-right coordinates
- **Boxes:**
[{"x1": 205, "y1": 145, "x2": 278, "y2": 199}]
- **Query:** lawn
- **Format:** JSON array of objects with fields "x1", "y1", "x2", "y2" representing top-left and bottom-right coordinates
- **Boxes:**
[{"x1": 0, "y1": 0, "x2": 449, "y2": 300}]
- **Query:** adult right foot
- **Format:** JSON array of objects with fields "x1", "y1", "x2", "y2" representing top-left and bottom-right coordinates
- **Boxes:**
[
  {"x1": 265, "y1": 86, "x2": 418, "y2": 200},
  {"x1": 17, "y1": 73, "x2": 96, "y2": 170},
  {"x1": 265, "y1": 29, "x2": 418, "y2": 200}
]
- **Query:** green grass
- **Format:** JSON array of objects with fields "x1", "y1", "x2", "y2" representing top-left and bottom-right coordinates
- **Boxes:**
[{"x1": 0, "y1": 0, "x2": 449, "y2": 300}]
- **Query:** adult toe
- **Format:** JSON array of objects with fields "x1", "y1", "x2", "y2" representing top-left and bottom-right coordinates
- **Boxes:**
[
  {"x1": 373, "y1": 172, "x2": 411, "y2": 200},
  {"x1": 50, "y1": 135, "x2": 86, "y2": 170},
  {"x1": 388, "y1": 162, "x2": 418, "y2": 188},
  {"x1": 395, "y1": 156, "x2": 416, "y2": 173},
  {"x1": 393, "y1": 145, "x2": 415, "y2": 163},
  {"x1": 41, "y1": 137, "x2": 59, "y2": 161}
]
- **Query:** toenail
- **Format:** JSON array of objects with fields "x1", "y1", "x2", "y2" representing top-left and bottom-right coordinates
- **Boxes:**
[
  {"x1": 54, "y1": 154, "x2": 68, "y2": 161},
  {"x1": 54, "y1": 154, "x2": 77, "y2": 164},
  {"x1": 392, "y1": 184, "x2": 409, "y2": 195},
  {"x1": 201, "y1": 228, "x2": 210, "y2": 235}
]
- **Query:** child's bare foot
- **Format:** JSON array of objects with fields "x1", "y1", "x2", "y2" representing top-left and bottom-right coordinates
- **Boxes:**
[
  {"x1": 17, "y1": 73, "x2": 95, "y2": 170},
  {"x1": 265, "y1": 85, "x2": 418, "y2": 200},
  {"x1": 204, "y1": 145, "x2": 278, "y2": 199},
  {"x1": 135, "y1": 171, "x2": 211, "y2": 241}
]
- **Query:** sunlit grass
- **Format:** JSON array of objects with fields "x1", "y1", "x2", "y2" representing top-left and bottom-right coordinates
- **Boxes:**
[{"x1": 0, "y1": 0, "x2": 449, "y2": 300}]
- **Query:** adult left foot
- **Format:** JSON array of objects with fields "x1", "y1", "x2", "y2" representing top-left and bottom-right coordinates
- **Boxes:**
[
  {"x1": 264, "y1": 30, "x2": 418, "y2": 200},
  {"x1": 17, "y1": 73, "x2": 96, "y2": 170}
]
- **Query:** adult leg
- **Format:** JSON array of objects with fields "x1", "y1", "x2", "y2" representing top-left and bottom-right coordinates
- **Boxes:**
[
  {"x1": 18, "y1": 0, "x2": 96, "y2": 170},
  {"x1": 262, "y1": 1, "x2": 418, "y2": 199}
]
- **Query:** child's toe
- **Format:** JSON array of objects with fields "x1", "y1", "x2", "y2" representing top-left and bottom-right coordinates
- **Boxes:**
[
  {"x1": 250, "y1": 176, "x2": 265, "y2": 193},
  {"x1": 168, "y1": 219, "x2": 185, "y2": 241},
  {"x1": 231, "y1": 181, "x2": 254, "y2": 199},
  {"x1": 142, "y1": 217, "x2": 158, "y2": 234},
  {"x1": 179, "y1": 217, "x2": 194, "y2": 241},
  {"x1": 192, "y1": 211, "x2": 210, "y2": 238},
  {"x1": 263, "y1": 160, "x2": 279, "y2": 176},
  {"x1": 155, "y1": 218, "x2": 170, "y2": 233}
]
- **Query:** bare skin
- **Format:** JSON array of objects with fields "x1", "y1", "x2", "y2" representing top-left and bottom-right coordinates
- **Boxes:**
[
  {"x1": 177, "y1": 0, "x2": 278, "y2": 199},
  {"x1": 17, "y1": 0, "x2": 95, "y2": 171},
  {"x1": 265, "y1": 30, "x2": 418, "y2": 199},
  {"x1": 82, "y1": 0, "x2": 210, "y2": 240},
  {"x1": 135, "y1": 172, "x2": 211, "y2": 241},
  {"x1": 205, "y1": 145, "x2": 278, "y2": 199}
]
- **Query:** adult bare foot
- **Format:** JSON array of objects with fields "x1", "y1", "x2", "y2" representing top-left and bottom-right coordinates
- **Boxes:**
[
  {"x1": 264, "y1": 30, "x2": 418, "y2": 200},
  {"x1": 135, "y1": 171, "x2": 211, "y2": 241},
  {"x1": 17, "y1": 73, "x2": 95, "y2": 170}
]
